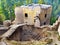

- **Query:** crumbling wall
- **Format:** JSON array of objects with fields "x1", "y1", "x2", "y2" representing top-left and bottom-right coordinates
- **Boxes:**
[
  {"x1": 14, "y1": 4, "x2": 52, "y2": 26},
  {"x1": 8, "y1": 26, "x2": 23, "y2": 41},
  {"x1": 3, "y1": 20, "x2": 11, "y2": 27},
  {"x1": 14, "y1": 7, "x2": 24, "y2": 24},
  {"x1": 0, "y1": 17, "x2": 60, "y2": 41},
  {"x1": 6, "y1": 17, "x2": 60, "y2": 41},
  {"x1": 38, "y1": 4, "x2": 52, "y2": 25},
  {"x1": 11, "y1": 16, "x2": 60, "y2": 41}
]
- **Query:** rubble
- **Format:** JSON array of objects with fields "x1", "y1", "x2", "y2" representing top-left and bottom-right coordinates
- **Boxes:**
[{"x1": 3, "y1": 20, "x2": 11, "y2": 27}]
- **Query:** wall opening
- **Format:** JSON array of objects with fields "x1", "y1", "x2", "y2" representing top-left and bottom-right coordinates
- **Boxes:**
[
  {"x1": 44, "y1": 22, "x2": 46, "y2": 25},
  {"x1": 25, "y1": 13, "x2": 28, "y2": 18},
  {"x1": 45, "y1": 14, "x2": 47, "y2": 18}
]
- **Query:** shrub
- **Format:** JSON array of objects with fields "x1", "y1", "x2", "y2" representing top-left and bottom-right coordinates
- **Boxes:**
[
  {"x1": 50, "y1": 16, "x2": 57, "y2": 25},
  {"x1": 0, "y1": 14, "x2": 6, "y2": 24},
  {"x1": 45, "y1": 38, "x2": 53, "y2": 44},
  {"x1": 58, "y1": 36, "x2": 60, "y2": 41},
  {"x1": 55, "y1": 44, "x2": 58, "y2": 45}
]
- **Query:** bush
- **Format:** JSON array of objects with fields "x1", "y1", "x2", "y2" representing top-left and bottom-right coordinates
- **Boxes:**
[
  {"x1": 55, "y1": 44, "x2": 58, "y2": 45},
  {"x1": 50, "y1": 16, "x2": 57, "y2": 25},
  {"x1": 45, "y1": 38, "x2": 53, "y2": 44},
  {"x1": 58, "y1": 36, "x2": 60, "y2": 41},
  {"x1": 0, "y1": 14, "x2": 6, "y2": 24}
]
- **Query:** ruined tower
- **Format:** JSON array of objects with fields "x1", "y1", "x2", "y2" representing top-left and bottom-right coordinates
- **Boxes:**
[{"x1": 14, "y1": 4, "x2": 52, "y2": 26}]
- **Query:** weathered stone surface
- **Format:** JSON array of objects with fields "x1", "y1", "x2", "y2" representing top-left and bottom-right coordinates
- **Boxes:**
[
  {"x1": 1, "y1": 16, "x2": 60, "y2": 41},
  {"x1": 14, "y1": 7, "x2": 24, "y2": 24},
  {"x1": 34, "y1": 16, "x2": 40, "y2": 27},
  {"x1": 0, "y1": 26, "x2": 8, "y2": 35},
  {"x1": 7, "y1": 25, "x2": 52, "y2": 41},
  {"x1": 1, "y1": 19, "x2": 60, "y2": 41},
  {"x1": 14, "y1": 4, "x2": 52, "y2": 26},
  {"x1": 4, "y1": 25, "x2": 42, "y2": 41},
  {"x1": 0, "y1": 42, "x2": 6, "y2": 45},
  {"x1": 3, "y1": 20, "x2": 11, "y2": 27},
  {"x1": 39, "y1": 4, "x2": 52, "y2": 26},
  {"x1": 58, "y1": 25, "x2": 60, "y2": 35}
]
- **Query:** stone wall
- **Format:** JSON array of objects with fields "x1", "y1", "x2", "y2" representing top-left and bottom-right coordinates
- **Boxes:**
[
  {"x1": 14, "y1": 4, "x2": 52, "y2": 26},
  {"x1": 0, "y1": 16, "x2": 60, "y2": 41},
  {"x1": 14, "y1": 7, "x2": 24, "y2": 24},
  {"x1": 6, "y1": 17, "x2": 60, "y2": 41}
]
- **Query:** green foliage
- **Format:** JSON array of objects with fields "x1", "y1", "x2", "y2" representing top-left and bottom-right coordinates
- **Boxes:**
[
  {"x1": 0, "y1": 14, "x2": 6, "y2": 24},
  {"x1": 46, "y1": 39, "x2": 53, "y2": 44},
  {"x1": 58, "y1": 36, "x2": 60, "y2": 41},
  {"x1": 26, "y1": 0, "x2": 32, "y2": 5},
  {"x1": 0, "y1": 0, "x2": 22, "y2": 20},
  {"x1": 50, "y1": 16, "x2": 57, "y2": 25},
  {"x1": 55, "y1": 44, "x2": 58, "y2": 45},
  {"x1": 38, "y1": 0, "x2": 45, "y2": 4}
]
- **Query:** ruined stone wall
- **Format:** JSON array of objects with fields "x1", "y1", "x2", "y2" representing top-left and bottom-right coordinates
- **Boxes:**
[
  {"x1": 14, "y1": 4, "x2": 52, "y2": 26},
  {"x1": 0, "y1": 16, "x2": 60, "y2": 41},
  {"x1": 39, "y1": 6, "x2": 52, "y2": 25},
  {"x1": 14, "y1": 7, "x2": 24, "y2": 24},
  {"x1": 6, "y1": 17, "x2": 60, "y2": 41}
]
